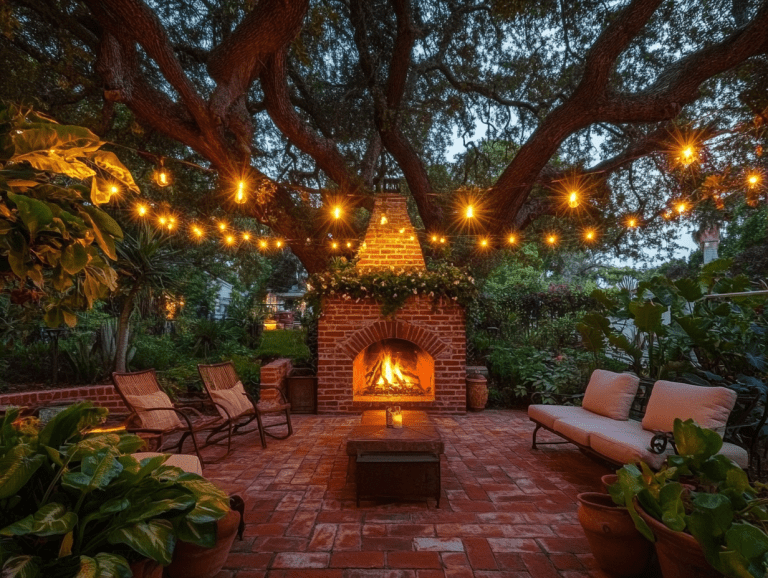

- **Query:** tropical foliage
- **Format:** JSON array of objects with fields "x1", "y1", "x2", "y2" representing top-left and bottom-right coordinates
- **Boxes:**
[
  {"x1": 0, "y1": 402, "x2": 229, "y2": 578},
  {"x1": 611, "y1": 419, "x2": 768, "y2": 578},
  {"x1": 0, "y1": 104, "x2": 137, "y2": 327}
]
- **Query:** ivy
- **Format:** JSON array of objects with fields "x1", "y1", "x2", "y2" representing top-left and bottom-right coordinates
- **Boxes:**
[{"x1": 305, "y1": 261, "x2": 477, "y2": 316}]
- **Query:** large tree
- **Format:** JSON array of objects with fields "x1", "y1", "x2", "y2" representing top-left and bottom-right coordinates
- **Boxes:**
[{"x1": 4, "y1": 0, "x2": 768, "y2": 272}]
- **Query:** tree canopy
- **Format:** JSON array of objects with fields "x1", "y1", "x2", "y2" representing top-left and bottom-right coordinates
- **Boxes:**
[{"x1": 2, "y1": 0, "x2": 767, "y2": 272}]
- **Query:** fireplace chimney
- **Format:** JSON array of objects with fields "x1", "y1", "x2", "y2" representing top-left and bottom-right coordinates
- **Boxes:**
[{"x1": 355, "y1": 194, "x2": 426, "y2": 271}]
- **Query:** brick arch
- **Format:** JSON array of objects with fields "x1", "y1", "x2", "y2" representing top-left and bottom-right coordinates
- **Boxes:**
[{"x1": 338, "y1": 319, "x2": 449, "y2": 360}]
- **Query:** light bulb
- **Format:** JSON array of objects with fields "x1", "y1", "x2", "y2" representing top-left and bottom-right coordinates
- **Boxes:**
[
  {"x1": 333, "y1": 206, "x2": 341, "y2": 219},
  {"x1": 466, "y1": 205, "x2": 474, "y2": 219},
  {"x1": 137, "y1": 204, "x2": 147, "y2": 217},
  {"x1": 568, "y1": 192, "x2": 579, "y2": 208},
  {"x1": 235, "y1": 181, "x2": 246, "y2": 204},
  {"x1": 508, "y1": 235, "x2": 516, "y2": 244}
]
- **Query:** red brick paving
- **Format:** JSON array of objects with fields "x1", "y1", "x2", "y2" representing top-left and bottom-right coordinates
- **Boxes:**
[{"x1": 198, "y1": 410, "x2": 612, "y2": 577}]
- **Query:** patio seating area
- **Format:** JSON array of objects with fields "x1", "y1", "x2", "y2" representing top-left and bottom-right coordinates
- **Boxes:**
[{"x1": 197, "y1": 410, "x2": 610, "y2": 578}]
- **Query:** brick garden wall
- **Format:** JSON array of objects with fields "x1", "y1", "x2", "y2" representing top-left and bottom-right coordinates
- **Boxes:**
[
  {"x1": 317, "y1": 297, "x2": 466, "y2": 414},
  {"x1": 0, "y1": 385, "x2": 129, "y2": 415}
]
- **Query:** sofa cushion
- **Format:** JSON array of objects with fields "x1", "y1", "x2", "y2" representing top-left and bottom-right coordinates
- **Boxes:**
[
  {"x1": 589, "y1": 421, "x2": 668, "y2": 469},
  {"x1": 581, "y1": 370, "x2": 640, "y2": 421},
  {"x1": 553, "y1": 416, "x2": 629, "y2": 447},
  {"x1": 528, "y1": 405, "x2": 596, "y2": 430},
  {"x1": 589, "y1": 420, "x2": 749, "y2": 469},
  {"x1": 642, "y1": 381, "x2": 736, "y2": 434}
]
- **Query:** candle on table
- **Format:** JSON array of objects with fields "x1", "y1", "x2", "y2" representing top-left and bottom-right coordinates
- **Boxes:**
[{"x1": 392, "y1": 411, "x2": 403, "y2": 428}]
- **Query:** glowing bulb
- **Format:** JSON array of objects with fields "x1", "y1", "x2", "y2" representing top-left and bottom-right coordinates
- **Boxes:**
[
  {"x1": 380, "y1": 215, "x2": 388, "y2": 225},
  {"x1": 159, "y1": 171, "x2": 167, "y2": 185},
  {"x1": 259, "y1": 240, "x2": 268, "y2": 249},
  {"x1": 676, "y1": 202, "x2": 687, "y2": 214},
  {"x1": 628, "y1": 218, "x2": 637, "y2": 228},
  {"x1": 332, "y1": 241, "x2": 338, "y2": 249},
  {"x1": 235, "y1": 181, "x2": 246, "y2": 204},
  {"x1": 439, "y1": 237, "x2": 446, "y2": 244},
  {"x1": 158, "y1": 216, "x2": 167, "y2": 226},
  {"x1": 466, "y1": 205, "x2": 474, "y2": 219},
  {"x1": 584, "y1": 229, "x2": 595, "y2": 241},
  {"x1": 663, "y1": 210, "x2": 672, "y2": 219},
  {"x1": 431, "y1": 235, "x2": 438, "y2": 242},
  {"x1": 276, "y1": 240, "x2": 283, "y2": 248},
  {"x1": 480, "y1": 238, "x2": 488, "y2": 247},
  {"x1": 218, "y1": 223, "x2": 226, "y2": 231},
  {"x1": 346, "y1": 242, "x2": 352, "y2": 248},
  {"x1": 137, "y1": 204, "x2": 147, "y2": 217},
  {"x1": 192, "y1": 226, "x2": 203, "y2": 238},
  {"x1": 243, "y1": 233, "x2": 250, "y2": 241},
  {"x1": 568, "y1": 192, "x2": 579, "y2": 208},
  {"x1": 167, "y1": 221, "x2": 175, "y2": 231},
  {"x1": 748, "y1": 174, "x2": 760, "y2": 186},
  {"x1": 547, "y1": 235, "x2": 556, "y2": 245},
  {"x1": 226, "y1": 235, "x2": 234, "y2": 245},
  {"x1": 508, "y1": 235, "x2": 516, "y2": 244},
  {"x1": 110, "y1": 185, "x2": 119, "y2": 195},
  {"x1": 333, "y1": 206, "x2": 342, "y2": 219},
  {"x1": 679, "y1": 146, "x2": 696, "y2": 165}
]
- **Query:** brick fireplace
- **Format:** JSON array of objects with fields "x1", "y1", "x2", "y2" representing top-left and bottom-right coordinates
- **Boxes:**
[{"x1": 316, "y1": 194, "x2": 466, "y2": 414}]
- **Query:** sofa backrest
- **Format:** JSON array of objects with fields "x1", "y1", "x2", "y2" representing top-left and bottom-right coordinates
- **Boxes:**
[
  {"x1": 641, "y1": 380, "x2": 737, "y2": 433},
  {"x1": 582, "y1": 370, "x2": 640, "y2": 421}
]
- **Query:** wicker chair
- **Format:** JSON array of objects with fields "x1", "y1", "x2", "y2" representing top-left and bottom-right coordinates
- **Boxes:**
[
  {"x1": 198, "y1": 361, "x2": 293, "y2": 448},
  {"x1": 112, "y1": 369, "x2": 232, "y2": 466}
]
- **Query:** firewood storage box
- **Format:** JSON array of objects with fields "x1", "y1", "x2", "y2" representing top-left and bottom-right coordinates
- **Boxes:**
[{"x1": 286, "y1": 368, "x2": 317, "y2": 414}]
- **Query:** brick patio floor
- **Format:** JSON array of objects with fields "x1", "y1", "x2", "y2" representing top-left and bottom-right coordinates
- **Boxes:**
[{"x1": 198, "y1": 409, "x2": 613, "y2": 578}]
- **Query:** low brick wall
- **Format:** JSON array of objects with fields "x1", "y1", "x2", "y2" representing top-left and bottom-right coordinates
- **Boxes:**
[
  {"x1": 260, "y1": 358, "x2": 292, "y2": 402},
  {"x1": 0, "y1": 385, "x2": 129, "y2": 416}
]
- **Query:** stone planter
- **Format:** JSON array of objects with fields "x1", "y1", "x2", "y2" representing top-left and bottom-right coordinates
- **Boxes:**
[
  {"x1": 636, "y1": 503, "x2": 723, "y2": 578},
  {"x1": 466, "y1": 373, "x2": 488, "y2": 411},
  {"x1": 577, "y1": 492, "x2": 655, "y2": 578}
]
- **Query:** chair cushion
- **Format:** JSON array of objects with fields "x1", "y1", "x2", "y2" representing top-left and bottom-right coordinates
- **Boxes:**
[
  {"x1": 133, "y1": 452, "x2": 203, "y2": 475},
  {"x1": 718, "y1": 443, "x2": 749, "y2": 469},
  {"x1": 528, "y1": 405, "x2": 595, "y2": 430},
  {"x1": 642, "y1": 381, "x2": 737, "y2": 434},
  {"x1": 553, "y1": 416, "x2": 629, "y2": 447},
  {"x1": 581, "y1": 370, "x2": 640, "y2": 421},
  {"x1": 589, "y1": 421, "x2": 667, "y2": 469},
  {"x1": 125, "y1": 390, "x2": 183, "y2": 430},
  {"x1": 210, "y1": 381, "x2": 253, "y2": 420}
]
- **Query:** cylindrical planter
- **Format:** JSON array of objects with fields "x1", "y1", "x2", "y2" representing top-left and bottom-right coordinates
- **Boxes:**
[
  {"x1": 466, "y1": 373, "x2": 488, "y2": 411},
  {"x1": 577, "y1": 492, "x2": 655, "y2": 578},
  {"x1": 166, "y1": 508, "x2": 240, "y2": 578},
  {"x1": 129, "y1": 559, "x2": 162, "y2": 578},
  {"x1": 636, "y1": 505, "x2": 723, "y2": 578}
]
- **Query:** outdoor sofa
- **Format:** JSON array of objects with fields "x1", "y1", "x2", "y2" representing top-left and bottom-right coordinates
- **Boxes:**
[{"x1": 528, "y1": 369, "x2": 749, "y2": 469}]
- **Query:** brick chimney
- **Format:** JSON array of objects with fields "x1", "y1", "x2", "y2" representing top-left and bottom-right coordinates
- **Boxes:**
[{"x1": 355, "y1": 194, "x2": 426, "y2": 271}]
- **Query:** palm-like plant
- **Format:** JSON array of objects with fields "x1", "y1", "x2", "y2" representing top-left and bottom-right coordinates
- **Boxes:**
[{"x1": 113, "y1": 225, "x2": 181, "y2": 372}]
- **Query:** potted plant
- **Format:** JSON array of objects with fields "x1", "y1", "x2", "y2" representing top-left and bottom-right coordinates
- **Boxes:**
[
  {"x1": 610, "y1": 418, "x2": 768, "y2": 578},
  {"x1": 0, "y1": 402, "x2": 231, "y2": 578}
]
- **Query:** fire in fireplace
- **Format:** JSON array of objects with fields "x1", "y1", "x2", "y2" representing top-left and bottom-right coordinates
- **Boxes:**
[{"x1": 353, "y1": 338, "x2": 435, "y2": 403}]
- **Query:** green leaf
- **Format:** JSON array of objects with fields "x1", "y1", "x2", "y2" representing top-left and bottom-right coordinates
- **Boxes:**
[
  {"x1": 11, "y1": 124, "x2": 101, "y2": 157},
  {"x1": 13, "y1": 151, "x2": 95, "y2": 181},
  {"x1": 723, "y1": 523, "x2": 768, "y2": 578},
  {"x1": 99, "y1": 498, "x2": 130, "y2": 515},
  {"x1": 0, "y1": 503, "x2": 77, "y2": 537},
  {"x1": 88, "y1": 151, "x2": 139, "y2": 194},
  {"x1": 674, "y1": 278, "x2": 704, "y2": 302},
  {"x1": 75, "y1": 553, "x2": 132, "y2": 578},
  {"x1": 62, "y1": 450, "x2": 122, "y2": 493},
  {"x1": 38, "y1": 402, "x2": 105, "y2": 448},
  {"x1": 673, "y1": 418, "x2": 723, "y2": 464},
  {"x1": 688, "y1": 509, "x2": 726, "y2": 573},
  {"x1": 60, "y1": 243, "x2": 89, "y2": 275},
  {"x1": 0, "y1": 446, "x2": 45, "y2": 500},
  {"x1": 628, "y1": 300, "x2": 666, "y2": 333},
  {"x1": 1, "y1": 555, "x2": 41, "y2": 578},
  {"x1": 691, "y1": 493, "x2": 733, "y2": 536},
  {"x1": 66, "y1": 433, "x2": 122, "y2": 461},
  {"x1": 107, "y1": 519, "x2": 176, "y2": 565},
  {"x1": 7, "y1": 192, "x2": 53, "y2": 238},
  {"x1": 659, "y1": 483, "x2": 686, "y2": 532},
  {"x1": 124, "y1": 494, "x2": 196, "y2": 523},
  {"x1": 173, "y1": 519, "x2": 217, "y2": 549},
  {"x1": 78, "y1": 206, "x2": 122, "y2": 260}
]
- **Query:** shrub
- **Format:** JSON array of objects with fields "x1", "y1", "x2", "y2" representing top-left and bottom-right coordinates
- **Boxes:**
[{"x1": 254, "y1": 330, "x2": 310, "y2": 364}]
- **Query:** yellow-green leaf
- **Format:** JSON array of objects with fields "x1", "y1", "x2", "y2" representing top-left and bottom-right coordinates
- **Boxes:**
[{"x1": 89, "y1": 150, "x2": 139, "y2": 193}]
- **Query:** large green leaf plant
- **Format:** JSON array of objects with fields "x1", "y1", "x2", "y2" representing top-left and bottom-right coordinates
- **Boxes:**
[
  {"x1": 611, "y1": 419, "x2": 768, "y2": 578},
  {"x1": 0, "y1": 402, "x2": 229, "y2": 578},
  {"x1": 0, "y1": 103, "x2": 139, "y2": 327}
]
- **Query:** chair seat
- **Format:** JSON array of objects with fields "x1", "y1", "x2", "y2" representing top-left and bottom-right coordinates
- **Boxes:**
[{"x1": 528, "y1": 405, "x2": 595, "y2": 429}]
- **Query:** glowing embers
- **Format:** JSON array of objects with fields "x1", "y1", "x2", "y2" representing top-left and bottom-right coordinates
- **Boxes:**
[{"x1": 353, "y1": 338, "x2": 435, "y2": 403}]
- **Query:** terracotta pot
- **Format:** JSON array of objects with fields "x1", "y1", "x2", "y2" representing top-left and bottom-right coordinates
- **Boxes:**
[
  {"x1": 129, "y1": 559, "x2": 162, "y2": 578},
  {"x1": 577, "y1": 492, "x2": 655, "y2": 578},
  {"x1": 466, "y1": 374, "x2": 488, "y2": 411},
  {"x1": 636, "y1": 505, "x2": 724, "y2": 578},
  {"x1": 601, "y1": 474, "x2": 618, "y2": 493},
  {"x1": 166, "y1": 508, "x2": 240, "y2": 578}
]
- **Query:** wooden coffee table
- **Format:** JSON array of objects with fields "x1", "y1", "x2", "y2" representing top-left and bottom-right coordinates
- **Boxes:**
[{"x1": 347, "y1": 410, "x2": 443, "y2": 506}]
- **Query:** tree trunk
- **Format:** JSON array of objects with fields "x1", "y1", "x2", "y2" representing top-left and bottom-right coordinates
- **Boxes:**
[{"x1": 114, "y1": 283, "x2": 141, "y2": 373}]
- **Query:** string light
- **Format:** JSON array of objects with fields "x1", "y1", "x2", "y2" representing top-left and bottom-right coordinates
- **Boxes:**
[
  {"x1": 276, "y1": 240, "x2": 283, "y2": 248},
  {"x1": 136, "y1": 204, "x2": 148, "y2": 217},
  {"x1": 568, "y1": 192, "x2": 579, "y2": 209},
  {"x1": 439, "y1": 237, "x2": 446, "y2": 244},
  {"x1": 192, "y1": 226, "x2": 204, "y2": 239},
  {"x1": 546, "y1": 234, "x2": 557, "y2": 246},
  {"x1": 235, "y1": 180, "x2": 246, "y2": 204},
  {"x1": 431, "y1": 235, "x2": 438, "y2": 242},
  {"x1": 332, "y1": 241, "x2": 338, "y2": 249},
  {"x1": 158, "y1": 216, "x2": 168, "y2": 226},
  {"x1": 259, "y1": 240, "x2": 268, "y2": 249},
  {"x1": 218, "y1": 222, "x2": 227, "y2": 231},
  {"x1": 479, "y1": 237, "x2": 488, "y2": 248},
  {"x1": 110, "y1": 185, "x2": 119, "y2": 195},
  {"x1": 627, "y1": 217, "x2": 638, "y2": 228},
  {"x1": 583, "y1": 229, "x2": 596, "y2": 242},
  {"x1": 225, "y1": 235, "x2": 235, "y2": 245},
  {"x1": 748, "y1": 173, "x2": 761, "y2": 187},
  {"x1": 466, "y1": 205, "x2": 474, "y2": 219},
  {"x1": 346, "y1": 242, "x2": 352, "y2": 248},
  {"x1": 333, "y1": 206, "x2": 342, "y2": 219},
  {"x1": 508, "y1": 234, "x2": 517, "y2": 244},
  {"x1": 680, "y1": 146, "x2": 695, "y2": 165},
  {"x1": 167, "y1": 216, "x2": 176, "y2": 231},
  {"x1": 676, "y1": 202, "x2": 687, "y2": 214},
  {"x1": 153, "y1": 160, "x2": 172, "y2": 187},
  {"x1": 242, "y1": 233, "x2": 250, "y2": 241}
]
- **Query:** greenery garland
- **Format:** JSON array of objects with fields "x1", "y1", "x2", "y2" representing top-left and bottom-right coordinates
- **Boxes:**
[{"x1": 305, "y1": 261, "x2": 478, "y2": 316}]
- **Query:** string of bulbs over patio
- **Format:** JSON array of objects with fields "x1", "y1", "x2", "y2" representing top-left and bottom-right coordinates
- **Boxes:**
[{"x1": 110, "y1": 131, "x2": 765, "y2": 255}]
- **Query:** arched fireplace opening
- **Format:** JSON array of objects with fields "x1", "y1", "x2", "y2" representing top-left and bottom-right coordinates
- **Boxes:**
[{"x1": 352, "y1": 338, "x2": 435, "y2": 403}]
